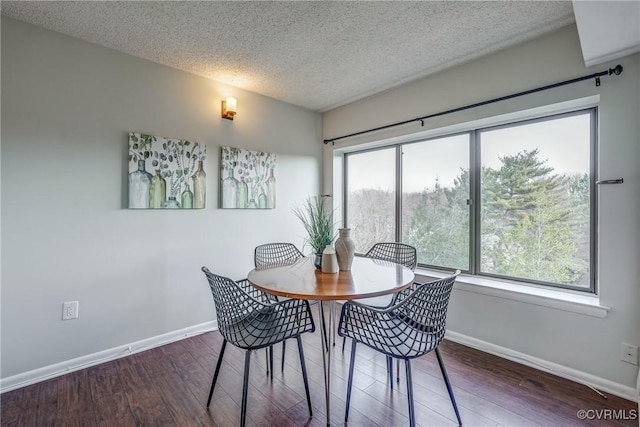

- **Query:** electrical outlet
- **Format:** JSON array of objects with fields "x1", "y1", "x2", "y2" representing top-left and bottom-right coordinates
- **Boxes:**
[
  {"x1": 62, "y1": 301, "x2": 79, "y2": 320},
  {"x1": 621, "y1": 343, "x2": 638, "y2": 365}
]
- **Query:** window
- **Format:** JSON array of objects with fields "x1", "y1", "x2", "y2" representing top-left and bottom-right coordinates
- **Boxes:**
[
  {"x1": 346, "y1": 147, "x2": 396, "y2": 253},
  {"x1": 402, "y1": 134, "x2": 470, "y2": 271},
  {"x1": 344, "y1": 108, "x2": 595, "y2": 292}
]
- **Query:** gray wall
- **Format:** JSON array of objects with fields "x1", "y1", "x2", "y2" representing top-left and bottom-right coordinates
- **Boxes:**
[
  {"x1": 1, "y1": 18, "x2": 322, "y2": 380},
  {"x1": 323, "y1": 25, "x2": 640, "y2": 391}
]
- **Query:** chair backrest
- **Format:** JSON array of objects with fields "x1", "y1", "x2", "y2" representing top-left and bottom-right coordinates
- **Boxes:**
[
  {"x1": 365, "y1": 242, "x2": 417, "y2": 271},
  {"x1": 201, "y1": 267, "x2": 260, "y2": 338},
  {"x1": 395, "y1": 270, "x2": 460, "y2": 345},
  {"x1": 254, "y1": 243, "x2": 304, "y2": 267},
  {"x1": 202, "y1": 266, "x2": 315, "y2": 350}
]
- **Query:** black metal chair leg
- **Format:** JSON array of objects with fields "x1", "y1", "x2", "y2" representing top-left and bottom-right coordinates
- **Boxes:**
[
  {"x1": 269, "y1": 345, "x2": 274, "y2": 380},
  {"x1": 207, "y1": 339, "x2": 227, "y2": 407},
  {"x1": 296, "y1": 335, "x2": 313, "y2": 417},
  {"x1": 332, "y1": 303, "x2": 338, "y2": 346},
  {"x1": 405, "y1": 359, "x2": 415, "y2": 427},
  {"x1": 281, "y1": 341, "x2": 286, "y2": 371},
  {"x1": 342, "y1": 336, "x2": 346, "y2": 352},
  {"x1": 265, "y1": 348, "x2": 269, "y2": 375},
  {"x1": 202, "y1": 267, "x2": 317, "y2": 426},
  {"x1": 240, "y1": 350, "x2": 252, "y2": 427},
  {"x1": 345, "y1": 342, "x2": 357, "y2": 422},
  {"x1": 397, "y1": 359, "x2": 401, "y2": 383},
  {"x1": 435, "y1": 347, "x2": 462, "y2": 426},
  {"x1": 386, "y1": 356, "x2": 393, "y2": 389}
]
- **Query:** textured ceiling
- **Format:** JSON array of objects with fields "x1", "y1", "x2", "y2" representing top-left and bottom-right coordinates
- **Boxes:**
[{"x1": 1, "y1": 1, "x2": 575, "y2": 112}]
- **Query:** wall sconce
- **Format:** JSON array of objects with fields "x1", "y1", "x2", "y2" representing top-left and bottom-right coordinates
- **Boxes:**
[{"x1": 222, "y1": 97, "x2": 237, "y2": 120}]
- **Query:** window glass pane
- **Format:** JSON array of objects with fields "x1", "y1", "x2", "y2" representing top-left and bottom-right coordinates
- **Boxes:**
[
  {"x1": 346, "y1": 148, "x2": 396, "y2": 253},
  {"x1": 480, "y1": 113, "x2": 591, "y2": 287},
  {"x1": 402, "y1": 135, "x2": 470, "y2": 270}
]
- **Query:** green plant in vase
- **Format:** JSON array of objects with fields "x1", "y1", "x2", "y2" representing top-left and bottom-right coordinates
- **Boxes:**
[{"x1": 293, "y1": 195, "x2": 337, "y2": 269}]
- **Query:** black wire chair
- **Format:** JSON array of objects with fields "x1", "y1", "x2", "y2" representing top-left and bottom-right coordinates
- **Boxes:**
[
  {"x1": 365, "y1": 242, "x2": 418, "y2": 271},
  {"x1": 254, "y1": 242, "x2": 305, "y2": 268},
  {"x1": 254, "y1": 243, "x2": 305, "y2": 374},
  {"x1": 342, "y1": 242, "x2": 418, "y2": 382},
  {"x1": 201, "y1": 267, "x2": 315, "y2": 427},
  {"x1": 338, "y1": 270, "x2": 462, "y2": 427}
]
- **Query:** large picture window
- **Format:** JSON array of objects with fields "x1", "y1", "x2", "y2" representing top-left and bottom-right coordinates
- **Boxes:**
[{"x1": 344, "y1": 108, "x2": 595, "y2": 292}]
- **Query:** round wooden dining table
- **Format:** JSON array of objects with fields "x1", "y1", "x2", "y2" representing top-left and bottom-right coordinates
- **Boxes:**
[{"x1": 247, "y1": 255, "x2": 415, "y2": 425}]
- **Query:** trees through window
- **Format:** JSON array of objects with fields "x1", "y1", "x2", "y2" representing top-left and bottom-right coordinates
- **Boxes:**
[{"x1": 344, "y1": 109, "x2": 595, "y2": 291}]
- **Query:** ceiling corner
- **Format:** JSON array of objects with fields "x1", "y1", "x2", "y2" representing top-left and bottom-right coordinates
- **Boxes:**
[{"x1": 573, "y1": 0, "x2": 640, "y2": 67}]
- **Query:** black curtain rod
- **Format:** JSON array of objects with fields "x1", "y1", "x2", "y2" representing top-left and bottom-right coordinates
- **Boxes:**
[{"x1": 323, "y1": 64, "x2": 623, "y2": 145}]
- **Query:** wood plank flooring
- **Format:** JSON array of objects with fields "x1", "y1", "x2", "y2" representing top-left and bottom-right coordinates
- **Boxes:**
[{"x1": 1, "y1": 314, "x2": 637, "y2": 426}]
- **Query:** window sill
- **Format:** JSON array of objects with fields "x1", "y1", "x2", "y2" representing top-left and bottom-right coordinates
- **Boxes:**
[{"x1": 414, "y1": 268, "x2": 610, "y2": 318}]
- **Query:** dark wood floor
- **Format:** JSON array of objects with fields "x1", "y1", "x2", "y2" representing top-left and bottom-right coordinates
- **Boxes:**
[{"x1": 1, "y1": 315, "x2": 636, "y2": 426}]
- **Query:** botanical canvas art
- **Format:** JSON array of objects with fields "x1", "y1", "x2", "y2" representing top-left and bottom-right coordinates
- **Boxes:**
[
  {"x1": 221, "y1": 146, "x2": 276, "y2": 209},
  {"x1": 128, "y1": 132, "x2": 206, "y2": 209}
]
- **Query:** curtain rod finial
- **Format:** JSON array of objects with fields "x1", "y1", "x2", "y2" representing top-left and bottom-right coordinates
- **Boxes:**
[{"x1": 609, "y1": 65, "x2": 623, "y2": 76}]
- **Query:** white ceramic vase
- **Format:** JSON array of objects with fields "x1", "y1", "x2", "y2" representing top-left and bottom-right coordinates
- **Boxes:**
[
  {"x1": 321, "y1": 245, "x2": 339, "y2": 273},
  {"x1": 335, "y1": 228, "x2": 355, "y2": 271}
]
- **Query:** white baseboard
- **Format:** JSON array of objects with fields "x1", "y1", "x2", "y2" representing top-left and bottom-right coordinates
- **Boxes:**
[
  {"x1": 445, "y1": 330, "x2": 639, "y2": 403},
  {"x1": 0, "y1": 321, "x2": 217, "y2": 394},
  {"x1": 3, "y1": 322, "x2": 636, "y2": 404}
]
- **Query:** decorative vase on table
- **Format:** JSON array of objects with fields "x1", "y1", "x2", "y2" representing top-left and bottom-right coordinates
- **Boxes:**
[
  {"x1": 321, "y1": 246, "x2": 339, "y2": 274},
  {"x1": 335, "y1": 228, "x2": 355, "y2": 271},
  {"x1": 314, "y1": 252, "x2": 323, "y2": 270}
]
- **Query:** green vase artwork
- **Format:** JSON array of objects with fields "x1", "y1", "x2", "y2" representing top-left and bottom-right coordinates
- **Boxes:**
[
  {"x1": 266, "y1": 167, "x2": 276, "y2": 208},
  {"x1": 236, "y1": 176, "x2": 248, "y2": 208},
  {"x1": 258, "y1": 190, "x2": 267, "y2": 208},
  {"x1": 149, "y1": 170, "x2": 166, "y2": 209},
  {"x1": 164, "y1": 196, "x2": 180, "y2": 208},
  {"x1": 128, "y1": 132, "x2": 206, "y2": 209},
  {"x1": 181, "y1": 185, "x2": 193, "y2": 209},
  {"x1": 222, "y1": 168, "x2": 239, "y2": 208},
  {"x1": 221, "y1": 146, "x2": 276, "y2": 209},
  {"x1": 129, "y1": 159, "x2": 153, "y2": 208},
  {"x1": 192, "y1": 160, "x2": 206, "y2": 208}
]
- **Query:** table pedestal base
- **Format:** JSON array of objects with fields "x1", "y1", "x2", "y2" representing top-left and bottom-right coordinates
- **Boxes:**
[{"x1": 318, "y1": 301, "x2": 335, "y2": 425}]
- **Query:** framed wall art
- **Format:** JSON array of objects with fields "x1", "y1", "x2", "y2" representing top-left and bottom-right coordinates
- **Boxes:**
[
  {"x1": 220, "y1": 146, "x2": 276, "y2": 209},
  {"x1": 128, "y1": 132, "x2": 206, "y2": 209}
]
